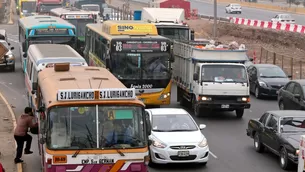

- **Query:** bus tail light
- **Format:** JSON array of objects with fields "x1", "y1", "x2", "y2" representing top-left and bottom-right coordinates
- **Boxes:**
[
  {"x1": 47, "y1": 158, "x2": 52, "y2": 168},
  {"x1": 144, "y1": 155, "x2": 149, "y2": 166}
]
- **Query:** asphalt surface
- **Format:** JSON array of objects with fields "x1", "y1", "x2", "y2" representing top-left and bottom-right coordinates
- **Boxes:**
[
  {"x1": 0, "y1": 20, "x2": 298, "y2": 172},
  {"x1": 190, "y1": 0, "x2": 305, "y2": 25}
]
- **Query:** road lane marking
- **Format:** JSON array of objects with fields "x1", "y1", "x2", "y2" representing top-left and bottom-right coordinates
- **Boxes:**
[{"x1": 209, "y1": 151, "x2": 218, "y2": 159}]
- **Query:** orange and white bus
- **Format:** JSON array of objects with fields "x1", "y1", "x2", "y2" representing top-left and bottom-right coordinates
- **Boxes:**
[{"x1": 33, "y1": 63, "x2": 151, "y2": 172}]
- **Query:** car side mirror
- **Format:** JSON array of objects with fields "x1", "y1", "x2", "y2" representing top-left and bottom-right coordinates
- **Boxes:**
[
  {"x1": 193, "y1": 73, "x2": 199, "y2": 81},
  {"x1": 23, "y1": 53, "x2": 27, "y2": 58},
  {"x1": 10, "y1": 47, "x2": 14, "y2": 50},
  {"x1": 199, "y1": 124, "x2": 206, "y2": 130}
]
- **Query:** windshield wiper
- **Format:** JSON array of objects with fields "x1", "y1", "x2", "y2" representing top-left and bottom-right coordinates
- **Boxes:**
[
  {"x1": 168, "y1": 129, "x2": 196, "y2": 132},
  {"x1": 113, "y1": 148, "x2": 125, "y2": 156},
  {"x1": 72, "y1": 149, "x2": 81, "y2": 158}
]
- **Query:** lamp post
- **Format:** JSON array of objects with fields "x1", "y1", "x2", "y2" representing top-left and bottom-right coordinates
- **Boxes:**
[{"x1": 213, "y1": 0, "x2": 217, "y2": 38}]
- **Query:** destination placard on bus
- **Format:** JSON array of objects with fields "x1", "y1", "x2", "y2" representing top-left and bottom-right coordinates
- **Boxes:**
[
  {"x1": 113, "y1": 40, "x2": 169, "y2": 53},
  {"x1": 57, "y1": 88, "x2": 136, "y2": 101},
  {"x1": 104, "y1": 23, "x2": 158, "y2": 35},
  {"x1": 35, "y1": 28, "x2": 69, "y2": 35},
  {"x1": 65, "y1": 14, "x2": 91, "y2": 19}
]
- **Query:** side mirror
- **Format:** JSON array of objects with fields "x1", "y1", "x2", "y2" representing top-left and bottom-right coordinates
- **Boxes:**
[
  {"x1": 10, "y1": 47, "x2": 14, "y2": 50},
  {"x1": 193, "y1": 73, "x2": 199, "y2": 81},
  {"x1": 199, "y1": 124, "x2": 206, "y2": 130},
  {"x1": 249, "y1": 57, "x2": 254, "y2": 62},
  {"x1": 294, "y1": 94, "x2": 301, "y2": 100},
  {"x1": 23, "y1": 53, "x2": 27, "y2": 58},
  {"x1": 191, "y1": 30, "x2": 195, "y2": 40}
]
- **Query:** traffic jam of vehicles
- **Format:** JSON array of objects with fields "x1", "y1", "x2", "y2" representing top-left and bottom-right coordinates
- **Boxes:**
[{"x1": 1, "y1": 0, "x2": 305, "y2": 171}]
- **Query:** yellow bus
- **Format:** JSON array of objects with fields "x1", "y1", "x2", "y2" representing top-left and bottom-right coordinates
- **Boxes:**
[
  {"x1": 83, "y1": 21, "x2": 173, "y2": 107},
  {"x1": 18, "y1": 0, "x2": 37, "y2": 18},
  {"x1": 33, "y1": 63, "x2": 150, "y2": 171}
]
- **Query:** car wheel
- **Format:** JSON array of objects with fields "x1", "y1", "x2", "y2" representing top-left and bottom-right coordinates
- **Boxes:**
[
  {"x1": 254, "y1": 133, "x2": 264, "y2": 153},
  {"x1": 280, "y1": 147, "x2": 292, "y2": 170},
  {"x1": 279, "y1": 101, "x2": 285, "y2": 110},
  {"x1": 235, "y1": 109, "x2": 244, "y2": 118},
  {"x1": 255, "y1": 86, "x2": 261, "y2": 99}
]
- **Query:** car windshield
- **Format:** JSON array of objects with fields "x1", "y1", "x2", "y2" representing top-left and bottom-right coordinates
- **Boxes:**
[
  {"x1": 258, "y1": 67, "x2": 287, "y2": 78},
  {"x1": 152, "y1": 114, "x2": 198, "y2": 132},
  {"x1": 21, "y1": 1, "x2": 36, "y2": 13},
  {"x1": 201, "y1": 65, "x2": 248, "y2": 83},
  {"x1": 281, "y1": 117, "x2": 305, "y2": 132},
  {"x1": 111, "y1": 52, "x2": 171, "y2": 80},
  {"x1": 157, "y1": 28, "x2": 189, "y2": 41},
  {"x1": 47, "y1": 105, "x2": 146, "y2": 149}
]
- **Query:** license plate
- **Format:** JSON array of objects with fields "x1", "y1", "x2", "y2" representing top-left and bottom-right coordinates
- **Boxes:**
[
  {"x1": 221, "y1": 104, "x2": 230, "y2": 108},
  {"x1": 177, "y1": 151, "x2": 189, "y2": 157}
]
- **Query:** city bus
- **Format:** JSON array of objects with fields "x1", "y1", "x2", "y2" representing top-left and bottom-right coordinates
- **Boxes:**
[
  {"x1": 18, "y1": 0, "x2": 37, "y2": 18},
  {"x1": 34, "y1": 63, "x2": 150, "y2": 171},
  {"x1": 18, "y1": 15, "x2": 77, "y2": 73},
  {"x1": 50, "y1": 7, "x2": 99, "y2": 55},
  {"x1": 84, "y1": 21, "x2": 172, "y2": 106},
  {"x1": 25, "y1": 44, "x2": 88, "y2": 110}
]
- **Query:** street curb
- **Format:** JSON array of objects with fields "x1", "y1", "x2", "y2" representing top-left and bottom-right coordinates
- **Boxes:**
[{"x1": 0, "y1": 92, "x2": 22, "y2": 172}]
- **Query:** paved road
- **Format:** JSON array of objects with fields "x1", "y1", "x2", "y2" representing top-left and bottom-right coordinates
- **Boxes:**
[
  {"x1": 0, "y1": 21, "x2": 297, "y2": 172},
  {"x1": 190, "y1": 0, "x2": 305, "y2": 25}
]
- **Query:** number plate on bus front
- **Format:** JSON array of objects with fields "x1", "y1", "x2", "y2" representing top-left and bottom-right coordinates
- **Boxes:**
[
  {"x1": 177, "y1": 151, "x2": 189, "y2": 157},
  {"x1": 221, "y1": 104, "x2": 230, "y2": 108}
]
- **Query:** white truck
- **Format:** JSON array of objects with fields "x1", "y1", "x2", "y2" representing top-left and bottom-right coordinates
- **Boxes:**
[
  {"x1": 141, "y1": 7, "x2": 194, "y2": 41},
  {"x1": 172, "y1": 40, "x2": 252, "y2": 118}
]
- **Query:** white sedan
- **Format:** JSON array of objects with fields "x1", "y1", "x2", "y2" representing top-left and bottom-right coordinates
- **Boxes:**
[
  {"x1": 225, "y1": 3, "x2": 242, "y2": 14},
  {"x1": 145, "y1": 108, "x2": 209, "y2": 166},
  {"x1": 271, "y1": 14, "x2": 295, "y2": 24}
]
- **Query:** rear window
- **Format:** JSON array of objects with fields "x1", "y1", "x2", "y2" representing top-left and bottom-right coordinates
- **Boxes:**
[{"x1": 281, "y1": 15, "x2": 292, "y2": 19}]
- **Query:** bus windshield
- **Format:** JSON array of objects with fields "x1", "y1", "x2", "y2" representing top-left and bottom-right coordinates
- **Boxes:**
[
  {"x1": 21, "y1": 1, "x2": 36, "y2": 13},
  {"x1": 47, "y1": 105, "x2": 146, "y2": 149},
  {"x1": 111, "y1": 52, "x2": 170, "y2": 80},
  {"x1": 29, "y1": 36, "x2": 75, "y2": 48},
  {"x1": 67, "y1": 19, "x2": 95, "y2": 38},
  {"x1": 40, "y1": 4, "x2": 62, "y2": 12},
  {"x1": 157, "y1": 28, "x2": 189, "y2": 41}
]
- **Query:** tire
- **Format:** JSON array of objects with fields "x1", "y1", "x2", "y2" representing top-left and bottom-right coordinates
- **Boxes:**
[
  {"x1": 254, "y1": 133, "x2": 264, "y2": 153},
  {"x1": 235, "y1": 109, "x2": 244, "y2": 118},
  {"x1": 255, "y1": 86, "x2": 261, "y2": 99},
  {"x1": 279, "y1": 101, "x2": 285, "y2": 110},
  {"x1": 280, "y1": 147, "x2": 292, "y2": 170}
]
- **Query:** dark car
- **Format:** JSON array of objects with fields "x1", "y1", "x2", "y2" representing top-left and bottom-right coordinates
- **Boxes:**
[
  {"x1": 246, "y1": 110, "x2": 305, "y2": 170},
  {"x1": 278, "y1": 80, "x2": 305, "y2": 110},
  {"x1": 247, "y1": 64, "x2": 290, "y2": 98}
]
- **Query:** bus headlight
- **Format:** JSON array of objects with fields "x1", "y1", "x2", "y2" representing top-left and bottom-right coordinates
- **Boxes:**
[
  {"x1": 159, "y1": 93, "x2": 170, "y2": 99},
  {"x1": 200, "y1": 96, "x2": 212, "y2": 101}
]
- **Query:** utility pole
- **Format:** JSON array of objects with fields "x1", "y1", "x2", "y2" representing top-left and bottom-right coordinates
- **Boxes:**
[{"x1": 213, "y1": 0, "x2": 217, "y2": 38}]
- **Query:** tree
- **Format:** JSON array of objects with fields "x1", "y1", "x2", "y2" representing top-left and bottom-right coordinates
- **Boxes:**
[{"x1": 294, "y1": 0, "x2": 301, "y2": 6}]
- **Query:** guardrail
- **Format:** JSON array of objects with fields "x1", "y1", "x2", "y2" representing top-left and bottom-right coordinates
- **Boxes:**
[{"x1": 228, "y1": 17, "x2": 305, "y2": 34}]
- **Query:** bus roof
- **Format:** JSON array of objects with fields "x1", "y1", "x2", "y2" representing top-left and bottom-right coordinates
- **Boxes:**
[
  {"x1": 87, "y1": 20, "x2": 159, "y2": 36},
  {"x1": 38, "y1": 65, "x2": 144, "y2": 107},
  {"x1": 50, "y1": 7, "x2": 96, "y2": 16},
  {"x1": 28, "y1": 44, "x2": 85, "y2": 65},
  {"x1": 18, "y1": 15, "x2": 75, "y2": 29}
]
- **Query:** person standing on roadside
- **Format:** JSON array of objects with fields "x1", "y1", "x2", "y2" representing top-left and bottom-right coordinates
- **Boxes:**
[{"x1": 14, "y1": 107, "x2": 38, "y2": 163}]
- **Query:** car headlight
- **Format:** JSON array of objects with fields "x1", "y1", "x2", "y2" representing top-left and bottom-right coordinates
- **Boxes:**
[
  {"x1": 259, "y1": 81, "x2": 267, "y2": 87},
  {"x1": 296, "y1": 150, "x2": 299, "y2": 155},
  {"x1": 201, "y1": 96, "x2": 212, "y2": 101},
  {"x1": 159, "y1": 92, "x2": 170, "y2": 100},
  {"x1": 198, "y1": 137, "x2": 208, "y2": 147},
  {"x1": 151, "y1": 139, "x2": 167, "y2": 148}
]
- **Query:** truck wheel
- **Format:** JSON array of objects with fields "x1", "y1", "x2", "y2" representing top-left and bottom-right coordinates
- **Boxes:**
[
  {"x1": 280, "y1": 147, "x2": 292, "y2": 170},
  {"x1": 235, "y1": 109, "x2": 244, "y2": 118},
  {"x1": 254, "y1": 133, "x2": 264, "y2": 153}
]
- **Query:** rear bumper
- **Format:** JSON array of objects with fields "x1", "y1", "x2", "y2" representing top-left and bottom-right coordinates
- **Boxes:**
[
  {"x1": 198, "y1": 102, "x2": 251, "y2": 110},
  {"x1": 259, "y1": 87, "x2": 279, "y2": 97}
]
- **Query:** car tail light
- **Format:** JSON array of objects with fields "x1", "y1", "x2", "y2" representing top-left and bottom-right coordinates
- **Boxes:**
[{"x1": 47, "y1": 158, "x2": 52, "y2": 168}]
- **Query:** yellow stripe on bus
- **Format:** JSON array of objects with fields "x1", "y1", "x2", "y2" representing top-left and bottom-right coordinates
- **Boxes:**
[{"x1": 109, "y1": 160, "x2": 126, "y2": 172}]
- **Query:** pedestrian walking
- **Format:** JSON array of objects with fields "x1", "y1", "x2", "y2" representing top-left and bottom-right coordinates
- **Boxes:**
[{"x1": 14, "y1": 107, "x2": 38, "y2": 163}]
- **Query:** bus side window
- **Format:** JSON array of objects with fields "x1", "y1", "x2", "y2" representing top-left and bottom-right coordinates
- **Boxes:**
[
  {"x1": 91, "y1": 32, "x2": 95, "y2": 53},
  {"x1": 26, "y1": 59, "x2": 33, "y2": 80},
  {"x1": 85, "y1": 29, "x2": 91, "y2": 51},
  {"x1": 32, "y1": 67, "x2": 38, "y2": 91},
  {"x1": 101, "y1": 38, "x2": 107, "y2": 61},
  {"x1": 94, "y1": 35, "x2": 101, "y2": 57}
]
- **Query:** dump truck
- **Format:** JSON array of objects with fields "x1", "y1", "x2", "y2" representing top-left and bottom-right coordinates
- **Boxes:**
[
  {"x1": 36, "y1": 0, "x2": 62, "y2": 15},
  {"x1": 172, "y1": 40, "x2": 252, "y2": 118}
]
